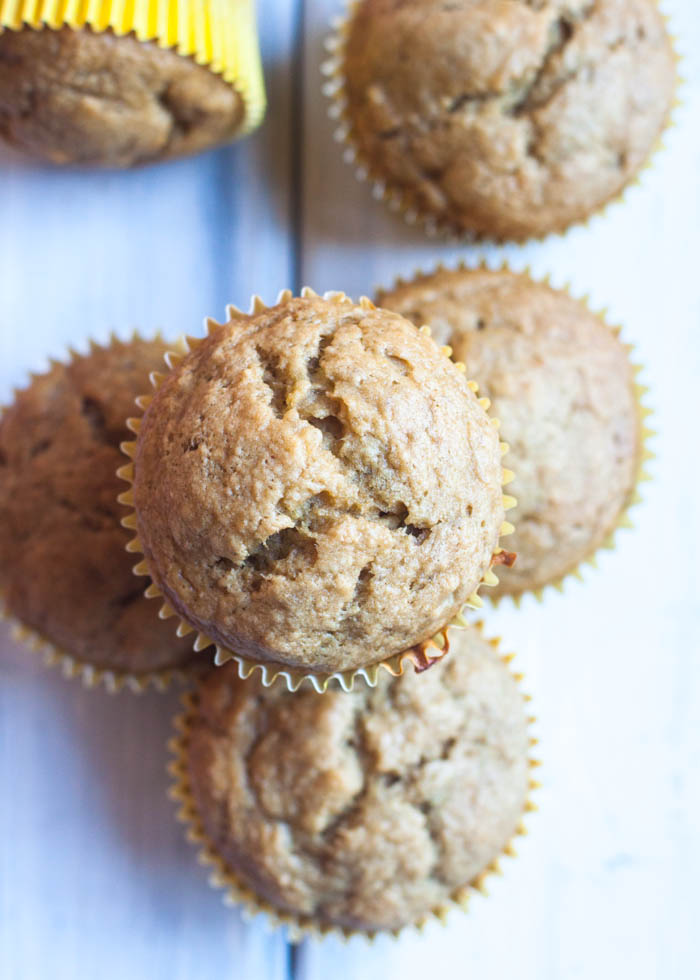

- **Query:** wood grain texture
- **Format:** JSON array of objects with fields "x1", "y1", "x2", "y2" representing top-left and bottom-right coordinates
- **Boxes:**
[{"x1": 1, "y1": 0, "x2": 699, "y2": 977}]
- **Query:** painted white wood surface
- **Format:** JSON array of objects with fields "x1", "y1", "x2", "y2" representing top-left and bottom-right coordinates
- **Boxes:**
[{"x1": 1, "y1": 1, "x2": 699, "y2": 978}]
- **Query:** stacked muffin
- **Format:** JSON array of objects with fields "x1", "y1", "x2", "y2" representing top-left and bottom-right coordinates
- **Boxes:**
[
  {"x1": 1, "y1": 271, "x2": 648, "y2": 934},
  {"x1": 121, "y1": 290, "x2": 536, "y2": 935},
  {"x1": 1, "y1": 291, "x2": 538, "y2": 935},
  {"x1": 120, "y1": 292, "x2": 511, "y2": 686}
]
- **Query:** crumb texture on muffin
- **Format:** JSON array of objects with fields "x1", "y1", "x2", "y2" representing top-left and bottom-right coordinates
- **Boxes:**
[
  {"x1": 186, "y1": 627, "x2": 530, "y2": 932},
  {"x1": 342, "y1": 0, "x2": 676, "y2": 239},
  {"x1": 0, "y1": 27, "x2": 245, "y2": 166},
  {"x1": 133, "y1": 295, "x2": 504, "y2": 673},
  {"x1": 378, "y1": 267, "x2": 640, "y2": 595},
  {"x1": 0, "y1": 338, "x2": 196, "y2": 673}
]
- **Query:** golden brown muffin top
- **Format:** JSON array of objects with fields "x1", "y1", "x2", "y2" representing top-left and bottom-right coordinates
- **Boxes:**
[
  {"x1": 378, "y1": 267, "x2": 641, "y2": 596},
  {"x1": 132, "y1": 294, "x2": 505, "y2": 674},
  {"x1": 0, "y1": 26, "x2": 244, "y2": 167},
  {"x1": 185, "y1": 626, "x2": 531, "y2": 932},
  {"x1": 0, "y1": 337, "x2": 196, "y2": 675},
  {"x1": 341, "y1": 0, "x2": 676, "y2": 239}
]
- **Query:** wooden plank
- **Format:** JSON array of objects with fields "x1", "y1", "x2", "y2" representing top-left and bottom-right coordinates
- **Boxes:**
[
  {"x1": 0, "y1": 1, "x2": 299, "y2": 975},
  {"x1": 0, "y1": 638, "x2": 291, "y2": 979},
  {"x1": 296, "y1": 0, "x2": 700, "y2": 977}
]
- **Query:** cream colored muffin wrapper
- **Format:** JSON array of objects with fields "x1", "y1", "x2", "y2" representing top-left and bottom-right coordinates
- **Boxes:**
[
  {"x1": 166, "y1": 622, "x2": 541, "y2": 941},
  {"x1": 321, "y1": 0, "x2": 682, "y2": 244},
  {"x1": 375, "y1": 258, "x2": 655, "y2": 605},
  {"x1": 0, "y1": 0, "x2": 266, "y2": 137},
  {"x1": 117, "y1": 287, "x2": 516, "y2": 693},
  {"x1": 0, "y1": 334, "x2": 199, "y2": 695},
  {"x1": 0, "y1": 592, "x2": 193, "y2": 693}
]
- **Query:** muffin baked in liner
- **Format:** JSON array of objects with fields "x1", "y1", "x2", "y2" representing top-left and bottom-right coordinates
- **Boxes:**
[
  {"x1": 0, "y1": 0, "x2": 266, "y2": 140},
  {"x1": 0, "y1": 336, "x2": 201, "y2": 694},
  {"x1": 0, "y1": 602, "x2": 193, "y2": 693},
  {"x1": 376, "y1": 260, "x2": 654, "y2": 603},
  {"x1": 117, "y1": 288, "x2": 517, "y2": 693},
  {"x1": 321, "y1": 0, "x2": 680, "y2": 243},
  {"x1": 166, "y1": 622, "x2": 540, "y2": 940}
]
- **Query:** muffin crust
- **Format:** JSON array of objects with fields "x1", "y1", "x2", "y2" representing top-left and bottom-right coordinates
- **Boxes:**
[
  {"x1": 378, "y1": 267, "x2": 640, "y2": 596},
  {"x1": 0, "y1": 338, "x2": 196, "y2": 675},
  {"x1": 184, "y1": 626, "x2": 531, "y2": 932},
  {"x1": 0, "y1": 26, "x2": 245, "y2": 167},
  {"x1": 341, "y1": 0, "x2": 676, "y2": 239},
  {"x1": 132, "y1": 294, "x2": 505, "y2": 674}
]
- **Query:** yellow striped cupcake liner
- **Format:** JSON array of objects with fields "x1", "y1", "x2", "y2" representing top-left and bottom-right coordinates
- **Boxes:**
[
  {"x1": 166, "y1": 623, "x2": 541, "y2": 941},
  {"x1": 0, "y1": 334, "x2": 202, "y2": 694},
  {"x1": 321, "y1": 0, "x2": 681, "y2": 244},
  {"x1": 117, "y1": 287, "x2": 517, "y2": 693},
  {"x1": 375, "y1": 258, "x2": 654, "y2": 604},
  {"x1": 0, "y1": 0, "x2": 266, "y2": 137}
]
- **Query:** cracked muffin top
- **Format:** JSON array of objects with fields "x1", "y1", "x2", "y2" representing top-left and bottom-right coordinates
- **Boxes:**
[
  {"x1": 0, "y1": 338, "x2": 197, "y2": 675},
  {"x1": 183, "y1": 625, "x2": 531, "y2": 933},
  {"x1": 340, "y1": 0, "x2": 676, "y2": 240},
  {"x1": 378, "y1": 267, "x2": 641, "y2": 596},
  {"x1": 131, "y1": 293, "x2": 505, "y2": 675},
  {"x1": 0, "y1": 27, "x2": 245, "y2": 167}
]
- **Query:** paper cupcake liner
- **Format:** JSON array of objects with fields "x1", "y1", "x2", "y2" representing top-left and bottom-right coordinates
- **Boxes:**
[
  {"x1": 0, "y1": 593, "x2": 194, "y2": 693},
  {"x1": 0, "y1": 0, "x2": 266, "y2": 137},
  {"x1": 166, "y1": 623, "x2": 540, "y2": 941},
  {"x1": 375, "y1": 258, "x2": 654, "y2": 605},
  {"x1": 0, "y1": 333, "x2": 202, "y2": 694},
  {"x1": 117, "y1": 287, "x2": 516, "y2": 693},
  {"x1": 321, "y1": 0, "x2": 681, "y2": 244}
]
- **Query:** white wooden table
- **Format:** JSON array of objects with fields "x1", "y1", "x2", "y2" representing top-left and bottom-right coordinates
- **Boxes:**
[{"x1": 1, "y1": 2, "x2": 699, "y2": 977}]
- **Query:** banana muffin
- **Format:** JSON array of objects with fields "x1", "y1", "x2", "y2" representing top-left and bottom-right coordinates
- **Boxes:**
[
  {"x1": 0, "y1": 337, "x2": 197, "y2": 682},
  {"x1": 378, "y1": 267, "x2": 642, "y2": 597},
  {"x1": 0, "y1": 26, "x2": 245, "y2": 167},
  {"x1": 337, "y1": 0, "x2": 676, "y2": 240},
  {"x1": 127, "y1": 291, "x2": 505, "y2": 678},
  {"x1": 176, "y1": 625, "x2": 532, "y2": 933}
]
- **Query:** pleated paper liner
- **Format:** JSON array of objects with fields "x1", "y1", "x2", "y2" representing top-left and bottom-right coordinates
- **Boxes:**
[
  {"x1": 0, "y1": 593, "x2": 195, "y2": 694},
  {"x1": 166, "y1": 623, "x2": 541, "y2": 941},
  {"x1": 321, "y1": 0, "x2": 682, "y2": 244},
  {"x1": 117, "y1": 287, "x2": 517, "y2": 693},
  {"x1": 375, "y1": 259, "x2": 654, "y2": 606},
  {"x1": 0, "y1": 334, "x2": 203, "y2": 695},
  {"x1": 0, "y1": 0, "x2": 266, "y2": 138}
]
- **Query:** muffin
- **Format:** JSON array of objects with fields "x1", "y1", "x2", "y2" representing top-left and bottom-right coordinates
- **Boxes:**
[
  {"x1": 332, "y1": 0, "x2": 677, "y2": 240},
  {"x1": 122, "y1": 290, "x2": 508, "y2": 684},
  {"x1": 0, "y1": 337, "x2": 198, "y2": 689},
  {"x1": 170, "y1": 625, "x2": 535, "y2": 935},
  {"x1": 0, "y1": 20, "x2": 261, "y2": 167},
  {"x1": 378, "y1": 266, "x2": 644, "y2": 598}
]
